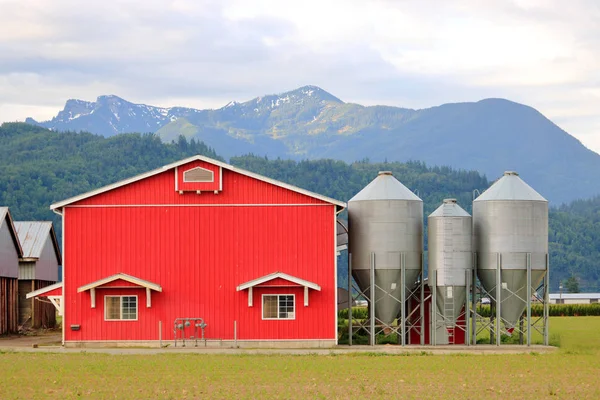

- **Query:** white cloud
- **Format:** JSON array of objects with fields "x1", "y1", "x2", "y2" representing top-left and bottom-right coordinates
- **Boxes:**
[{"x1": 0, "y1": 0, "x2": 599, "y2": 153}]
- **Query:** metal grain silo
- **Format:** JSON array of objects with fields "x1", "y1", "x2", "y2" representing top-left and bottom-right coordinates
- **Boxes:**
[
  {"x1": 473, "y1": 171, "x2": 548, "y2": 333},
  {"x1": 348, "y1": 171, "x2": 423, "y2": 325},
  {"x1": 428, "y1": 199, "x2": 472, "y2": 341}
]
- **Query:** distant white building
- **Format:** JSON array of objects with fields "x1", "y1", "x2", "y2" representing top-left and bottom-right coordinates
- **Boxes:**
[{"x1": 549, "y1": 293, "x2": 600, "y2": 304}]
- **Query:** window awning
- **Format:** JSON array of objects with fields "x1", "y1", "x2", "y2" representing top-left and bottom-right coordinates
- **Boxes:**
[
  {"x1": 77, "y1": 273, "x2": 162, "y2": 308},
  {"x1": 26, "y1": 282, "x2": 63, "y2": 316},
  {"x1": 26, "y1": 282, "x2": 63, "y2": 298},
  {"x1": 236, "y1": 272, "x2": 321, "y2": 307}
]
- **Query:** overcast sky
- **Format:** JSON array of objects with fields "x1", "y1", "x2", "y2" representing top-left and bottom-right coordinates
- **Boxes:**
[{"x1": 1, "y1": 0, "x2": 599, "y2": 152}]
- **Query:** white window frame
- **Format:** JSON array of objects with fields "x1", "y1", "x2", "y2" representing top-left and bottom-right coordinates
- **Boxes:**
[
  {"x1": 104, "y1": 295, "x2": 138, "y2": 321},
  {"x1": 262, "y1": 294, "x2": 296, "y2": 320}
]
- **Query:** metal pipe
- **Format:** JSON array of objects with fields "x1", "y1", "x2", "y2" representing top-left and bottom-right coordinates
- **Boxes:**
[
  {"x1": 401, "y1": 252, "x2": 406, "y2": 346},
  {"x1": 465, "y1": 269, "x2": 470, "y2": 345},
  {"x1": 420, "y1": 253, "x2": 425, "y2": 346},
  {"x1": 370, "y1": 252, "x2": 375, "y2": 346},
  {"x1": 432, "y1": 268, "x2": 437, "y2": 346},
  {"x1": 526, "y1": 253, "x2": 532, "y2": 346},
  {"x1": 349, "y1": 253, "x2": 353, "y2": 346},
  {"x1": 544, "y1": 253, "x2": 550, "y2": 346},
  {"x1": 159, "y1": 321, "x2": 162, "y2": 348},
  {"x1": 234, "y1": 320, "x2": 237, "y2": 348},
  {"x1": 472, "y1": 256, "x2": 477, "y2": 346},
  {"x1": 496, "y1": 253, "x2": 501, "y2": 346}
]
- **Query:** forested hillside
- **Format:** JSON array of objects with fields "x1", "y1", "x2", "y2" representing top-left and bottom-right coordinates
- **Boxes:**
[{"x1": 1, "y1": 123, "x2": 598, "y2": 291}]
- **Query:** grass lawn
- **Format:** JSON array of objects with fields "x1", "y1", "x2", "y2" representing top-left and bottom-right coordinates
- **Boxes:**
[{"x1": 1, "y1": 317, "x2": 599, "y2": 399}]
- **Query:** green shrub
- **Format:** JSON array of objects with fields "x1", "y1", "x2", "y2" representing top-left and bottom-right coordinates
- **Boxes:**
[
  {"x1": 476, "y1": 303, "x2": 600, "y2": 317},
  {"x1": 338, "y1": 307, "x2": 369, "y2": 320}
]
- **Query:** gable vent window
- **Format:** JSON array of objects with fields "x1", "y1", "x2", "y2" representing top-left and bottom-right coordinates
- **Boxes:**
[{"x1": 183, "y1": 167, "x2": 214, "y2": 183}]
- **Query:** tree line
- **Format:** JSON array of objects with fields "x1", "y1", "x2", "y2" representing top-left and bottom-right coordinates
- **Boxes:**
[{"x1": 0, "y1": 123, "x2": 597, "y2": 291}]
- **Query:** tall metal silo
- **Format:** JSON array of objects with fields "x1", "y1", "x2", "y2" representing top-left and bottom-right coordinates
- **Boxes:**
[
  {"x1": 348, "y1": 171, "x2": 423, "y2": 327},
  {"x1": 473, "y1": 171, "x2": 548, "y2": 338},
  {"x1": 428, "y1": 199, "x2": 472, "y2": 344}
]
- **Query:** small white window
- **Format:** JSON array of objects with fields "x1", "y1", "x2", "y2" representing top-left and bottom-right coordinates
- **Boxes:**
[
  {"x1": 262, "y1": 294, "x2": 295, "y2": 320},
  {"x1": 183, "y1": 167, "x2": 214, "y2": 183},
  {"x1": 105, "y1": 296, "x2": 138, "y2": 321}
]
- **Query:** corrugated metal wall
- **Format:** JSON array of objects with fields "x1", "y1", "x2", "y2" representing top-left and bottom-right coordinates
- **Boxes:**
[
  {"x1": 63, "y1": 165, "x2": 336, "y2": 342},
  {"x1": 0, "y1": 277, "x2": 18, "y2": 334}
]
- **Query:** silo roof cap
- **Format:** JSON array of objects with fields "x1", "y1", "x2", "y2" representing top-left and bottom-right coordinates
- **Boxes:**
[
  {"x1": 475, "y1": 171, "x2": 547, "y2": 202},
  {"x1": 349, "y1": 172, "x2": 422, "y2": 202},
  {"x1": 429, "y1": 199, "x2": 471, "y2": 217}
]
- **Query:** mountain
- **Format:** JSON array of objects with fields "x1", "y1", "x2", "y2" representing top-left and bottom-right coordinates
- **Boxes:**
[
  {"x1": 26, "y1": 95, "x2": 204, "y2": 137},
  {"x1": 27, "y1": 86, "x2": 600, "y2": 204}
]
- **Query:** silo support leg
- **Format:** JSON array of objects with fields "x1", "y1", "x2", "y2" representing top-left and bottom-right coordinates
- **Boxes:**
[
  {"x1": 370, "y1": 252, "x2": 375, "y2": 346},
  {"x1": 496, "y1": 253, "x2": 501, "y2": 346},
  {"x1": 401, "y1": 253, "x2": 406, "y2": 347},
  {"x1": 348, "y1": 253, "x2": 353, "y2": 346},
  {"x1": 420, "y1": 253, "x2": 425, "y2": 346},
  {"x1": 465, "y1": 269, "x2": 471, "y2": 346},
  {"x1": 432, "y1": 270, "x2": 437, "y2": 346},
  {"x1": 544, "y1": 254, "x2": 550, "y2": 346},
  {"x1": 472, "y1": 262, "x2": 477, "y2": 346},
  {"x1": 526, "y1": 253, "x2": 532, "y2": 346}
]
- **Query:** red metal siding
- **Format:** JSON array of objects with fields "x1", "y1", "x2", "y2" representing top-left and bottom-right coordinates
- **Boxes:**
[
  {"x1": 258, "y1": 278, "x2": 303, "y2": 287},
  {"x1": 177, "y1": 160, "x2": 221, "y2": 192},
  {"x1": 408, "y1": 286, "x2": 466, "y2": 345},
  {"x1": 63, "y1": 163, "x2": 337, "y2": 343},
  {"x1": 39, "y1": 286, "x2": 63, "y2": 297},
  {"x1": 74, "y1": 166, "x2": 326, "y2": 206},
  {"x1": 97, "y1": 279, "x2": 142, "y2": 288}
]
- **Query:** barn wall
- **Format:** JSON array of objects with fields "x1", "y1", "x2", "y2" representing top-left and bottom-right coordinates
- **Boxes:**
[
  {"x1": 0, "y1": 277, "x2": 18, "y2": 334},
  {"x1": 63, "y1": 165, "x2": 337, "y2": 343},
  {"x1": 64, "y1": 205, "x2": 335, "y2": 342},
  {"x1": 18, "y1": 280, "x2": 57, "y2": 328},
  {"x1": 0, "y1": 220, "x2": 19, "y2": 278},
  {"x1": 34, "y1": 236, "x2": 60, "y2": 282}
]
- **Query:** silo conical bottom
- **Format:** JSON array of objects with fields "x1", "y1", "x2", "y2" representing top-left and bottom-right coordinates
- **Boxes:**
[
  {"x1": 352, "y1": 268, "x2": 420, "y2": 325},
  {"x1": 434, "y1": 286, "x2": 466, "y2": 327},
  {"x1": 477, "y1": 269, "x2": 546, "y2": 329}
]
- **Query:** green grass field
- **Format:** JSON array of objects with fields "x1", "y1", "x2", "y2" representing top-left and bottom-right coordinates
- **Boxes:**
[{"x1": 1, "y1": 317, "x2": 599, "y2": 399}]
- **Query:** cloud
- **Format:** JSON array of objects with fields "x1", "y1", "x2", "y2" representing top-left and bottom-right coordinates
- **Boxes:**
[{"x1": 0, "y1": 0, "x2": 599, "y2": 152}]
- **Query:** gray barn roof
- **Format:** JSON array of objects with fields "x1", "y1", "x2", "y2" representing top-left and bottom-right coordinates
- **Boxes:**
[{"x1": 14, "y1": 221, "x2": 61, "y2": 263}]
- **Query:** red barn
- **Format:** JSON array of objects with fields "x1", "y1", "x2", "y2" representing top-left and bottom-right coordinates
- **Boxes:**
[{"x1": 30, "y1": 156, "x2": 345, "y2": 347}]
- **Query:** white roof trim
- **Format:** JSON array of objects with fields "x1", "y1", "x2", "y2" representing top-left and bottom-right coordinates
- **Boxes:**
[
  {"x1": 236, "y1": 272, "x2": 321, "y2": 291},
  {"x1": 549, "y1": 293, "x2": 600, "y2": 299},
  {"x1": 0, "y1": 207, "x2": 23, "y2": 257},
  {"x1": 26, "y1": 282, "x2": 63, "y2": 299},
  {"x1": 51, "y1": 155, "x2": 346, "y2": 210},
  {"x1": 77, "y1": 273, "x2": 162, "y2": 293}
]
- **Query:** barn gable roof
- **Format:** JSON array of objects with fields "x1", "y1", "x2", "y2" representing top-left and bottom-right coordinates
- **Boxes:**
[
  {"x1": 0, "y1": 207, "x2": 23, "y2": 258},
  {"x1": 77, "y1": 273, "x2": 162, "y2": 293},
  {"x1": 14, "y1": 221, "x2": 62, "y2": 264},
  {"x1": 236, "y1": 272, "x2": 321, "y2": 291},
  {"x1": 50, "y1": 155, "x2": 346, "y2": 211}
]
